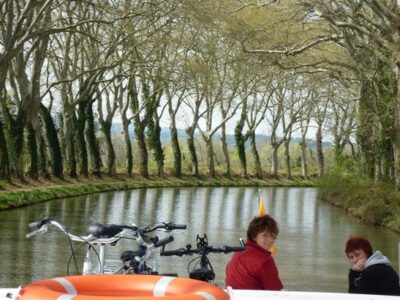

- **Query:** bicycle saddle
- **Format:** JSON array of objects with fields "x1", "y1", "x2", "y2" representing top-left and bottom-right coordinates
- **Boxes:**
[{"x1": 86, "y1": 223, "x2": 123, "y2": 238}]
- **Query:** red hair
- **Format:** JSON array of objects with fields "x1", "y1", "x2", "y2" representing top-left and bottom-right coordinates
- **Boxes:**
[{"x1": 345, "y1": 236, "x2": 373, "y2": 258}]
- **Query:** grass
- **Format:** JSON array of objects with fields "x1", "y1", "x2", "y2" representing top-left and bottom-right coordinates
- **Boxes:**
[
  {"x1": 0, "y1": 174, "x2": 316, "y2": 211},
  {"x1": 0, "y1": 180, "x2": 6, "y2": 190},
  {"x1": 318, "y1": 168, "x2": 400, "y2": 233}
]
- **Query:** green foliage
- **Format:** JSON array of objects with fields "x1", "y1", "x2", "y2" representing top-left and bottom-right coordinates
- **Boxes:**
[
  {"x1": 0, "y1": 180, "x2": 6, "y2": 190},
  {"x1": 318, "y1": 168, "x2": 400, "y2": 232}
]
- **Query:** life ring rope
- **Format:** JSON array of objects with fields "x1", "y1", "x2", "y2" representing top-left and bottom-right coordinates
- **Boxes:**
[
  {"x1": 195, "y1": 291, "x2": 218, "y2": 300},
  {"x1": 53, "y1": 277, "x2": 77, "y2": 296},
  {"x1": 153, "y1": 276, "x2": 175, "y2": 296}
]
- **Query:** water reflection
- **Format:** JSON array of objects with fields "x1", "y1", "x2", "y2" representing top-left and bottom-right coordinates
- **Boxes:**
[{"x1": 0, "y1": 187, "x2": 399, "y2": 293}]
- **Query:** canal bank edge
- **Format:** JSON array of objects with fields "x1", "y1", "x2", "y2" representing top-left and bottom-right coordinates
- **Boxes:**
[
  {"x1": 0, "y1": 175, "x2": 315, "y2": 211},
  {"x1": 318, "y1": 173, "x2": 400, "y2": 234}
]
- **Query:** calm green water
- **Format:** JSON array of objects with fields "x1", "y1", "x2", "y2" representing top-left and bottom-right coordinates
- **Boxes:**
[{"x1": 0, "y1": 187, "x2": 399, "y2": 292}]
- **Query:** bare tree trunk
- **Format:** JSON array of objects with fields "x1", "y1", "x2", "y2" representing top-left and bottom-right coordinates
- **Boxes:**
[
  {"x1": 205, "y1": 137, "x2": 215, "y2": 178},
  {"x1": 100, "y1": 120, "x2": 116, "y2": 176},
  {"x1": 64, "y1": 105, "x2": 77, "y2": 178},
  {"x1": 7, "y1": 114, "x2": 26, "y2": 179},
  {"x1": 356, "y1": 80, "x2": 376, "y2": 179},
  {"x1": 85, "y1": 100, "x2": 102, "y2": 177},
  {"x1": 148, "y1": 113, "x2": 164, "y2": 177},
  {"x1": 220, "y1": 123, "x2": 231, "y2": 178},
  {"x1": 316, "y1": 125, "x2": 324, "y2": 178},
  {"x1": 27, "y1": 123, "x2": 39, "y2": 179},
  {"x1": 37, "y1": 129, "x2": 50, "y2": 178},
  {"x1": 284, "y1": 139, "x2": 292, "y2": 179},
  {"x1": 300, "y1": 140, "x2": 309, "y2": 179},
  {"x1": 234, "y1": 119, "x2": 247, "y2": 177},
  {"x1": 76, "y1": 101, "x2": 89, "y2": 177},
  {"x1": 392, "y1": 137, "x2": 400, "y2": 191},
  {"x1": 270, "y1": 143, "x2": 279, "y2": 177},
  {"x1": 167, "y1": 99, "x2": 182, "y2": 178},
  {"x1": 169, "y1": 124, "x2": 182, "y2": 177},
  {"x1": 249, "y1": 132, "x2": 262, "y2": 178},
  {"x1": 392, "y1": 67, "x2": 400, "y2": 191},
  {"x1": 40, "y1": 103, "x2": 63, "y2": 178},
  {"x1": 134, "y1": 121, "x2": 149, "y2": 178},
  {"x1": 186, "y1": 126, "x2": 199, "y2": 177},
  {"x1": 122, "y1": 119, "x2": 133, "y2": 177},
  {"x1": 0, "y1": 119, "x2": 10, "y2": 180}
]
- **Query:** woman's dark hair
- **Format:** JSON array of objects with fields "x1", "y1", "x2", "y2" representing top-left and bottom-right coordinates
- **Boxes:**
[
  {"x1": 345, "y1": 236, "x2": 373, "y2": 258},
  {"x1": 247, "y1": 215, "x2": 279, "y2": 241}
]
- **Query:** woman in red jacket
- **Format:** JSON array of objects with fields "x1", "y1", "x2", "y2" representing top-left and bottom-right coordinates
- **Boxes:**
[{"x1": 225, "y1": 215, "x2": 283, "y2": 290}]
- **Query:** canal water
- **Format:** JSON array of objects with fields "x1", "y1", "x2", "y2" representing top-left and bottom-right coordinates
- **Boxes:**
[{"x1": 0, "y1": 187, "x2": 399, "y2": 292}]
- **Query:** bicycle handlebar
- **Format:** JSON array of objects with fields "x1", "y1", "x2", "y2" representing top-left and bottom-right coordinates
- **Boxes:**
[
  {"x1": 140, "y1": 222, "x2": 187, "y2": 233},
  {"x1": 160, "y1": 239, "x2": 245, "y2": 257},
  {"x1": 28, "y1": 218, "x2": 50, "y2": 231},
  {"x1": 154, "y1": 236, "x2": 174, "y2": 248},
  {"x1": 26, "y1": 218, "x2": 185, "y2": 247}
]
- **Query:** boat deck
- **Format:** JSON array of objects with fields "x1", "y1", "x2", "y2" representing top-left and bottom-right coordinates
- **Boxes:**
[{"x1": 2, "y1": 287, "x2": 399, "y2": 300}]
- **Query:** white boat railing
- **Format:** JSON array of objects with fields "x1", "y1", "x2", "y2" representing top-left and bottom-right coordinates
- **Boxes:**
[
  {"x1": 226, "y1": 288, "x2": 400, "y2": 300},
  {"x1": 2, "y1": 287, "x2": 400, "y2": 300}
]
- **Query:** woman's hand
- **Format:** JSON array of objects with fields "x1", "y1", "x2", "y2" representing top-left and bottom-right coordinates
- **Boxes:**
[{"x1": 351, "y1": 258, "x2": 366, "y2": 272}]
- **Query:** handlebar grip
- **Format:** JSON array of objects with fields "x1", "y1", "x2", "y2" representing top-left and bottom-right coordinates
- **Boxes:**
[
  {"x1": 154, "y1": 236, "x2": 174, "y2": 248},
  {"x1": 160, "y1": 248, "x2": 186, "y2": 257},
  {"x1": 169, "y1": 224, "x2": 187, "y2": 230},
  {"x1": 223, "y1": 246, "x2": 245, "y2": 253},
  {"x1": 28, "y1": 218, "x2": 50, "y2": 231}
]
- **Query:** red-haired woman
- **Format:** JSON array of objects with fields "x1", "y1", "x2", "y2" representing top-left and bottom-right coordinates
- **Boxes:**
[{"x1": 345, "y1": 236, "x2": 400, "y2": 295}]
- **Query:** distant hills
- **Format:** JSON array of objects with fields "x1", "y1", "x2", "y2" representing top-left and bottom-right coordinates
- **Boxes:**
[{"x1": 111, "y1": 123, "x2": 332, "y2": 149}]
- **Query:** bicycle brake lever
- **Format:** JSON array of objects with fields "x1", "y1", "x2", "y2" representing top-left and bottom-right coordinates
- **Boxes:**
[{"x1": 25, "y1": 226, "x2": 48, "y2": 238}]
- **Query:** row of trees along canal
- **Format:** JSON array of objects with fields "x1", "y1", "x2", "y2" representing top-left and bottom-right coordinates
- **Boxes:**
[{"x1": 0, "y1": 1, "x2": 399, "y2": 189}]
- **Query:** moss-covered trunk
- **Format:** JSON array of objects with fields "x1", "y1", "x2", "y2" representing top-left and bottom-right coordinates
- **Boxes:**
[
  {"x1": 205, "y1": 137, "x2": 215, "y2": 178},
  {"x1": 63, "y1": 105, "x2": 77, "y2": 178},
  {"x1": 316, "y1": 125, "x2": 324, "y2": 178},
  {"x1": 76, "y1": 101, "x2": 88, "y2": 177},
  {"x1": 27, "y1": 124, "x2": 39, "y2": 179},
  {"x1": 249, "y1": 132, "x2": 262, "y2": 178},
  {"x1": 40, "y1": 103, "x2": 63, "y2": 178},
  {"x1": 0, "y1": 119, "x2": 10, "y2": 180},
  {"x1": 85, "y1": 100, "x2": 102, "y2": 177},
  {"x1": 122, "y1": 119, "x2": 133, "y2": 177},
  {"x1": 134, "y1": 121, "x2": 148, "y2": 178},
  {"x1": 169, "y1": 124, "x2": 181, "y2": 178},
  {"x1": 234, "y1": 115, "x2": 247, "y2": 178},
  {"x1": 7, "y1": 114, "x2": 26, "y2": 179},
  {"x1": 147, "y1": 114, "x2": 164, "y2": 177}
]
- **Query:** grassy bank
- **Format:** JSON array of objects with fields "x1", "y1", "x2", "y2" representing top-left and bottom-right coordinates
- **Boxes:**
[
  {"x1": 0, "y1": 175, "x2": 315, "y2": 210},
  {"x1": 318, "y1": 170, "x2": 400, "y2": 233}
]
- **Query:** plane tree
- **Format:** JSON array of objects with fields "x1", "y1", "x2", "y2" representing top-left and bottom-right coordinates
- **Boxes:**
[{"x1": 294, "y1": 0, "x2": 400, "y2": 188}]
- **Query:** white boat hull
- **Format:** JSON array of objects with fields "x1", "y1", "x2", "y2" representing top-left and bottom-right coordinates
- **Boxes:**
[{"x1": 2, "y1": 287, "x2": 399, "y2": 300}]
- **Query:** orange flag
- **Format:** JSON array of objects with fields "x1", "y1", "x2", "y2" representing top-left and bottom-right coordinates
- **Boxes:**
[
  {"x1": 258, "y1": 193, "x2": 266, "y2": 217},
  {"x1": 258, "y1": 190, "x2": 277, "y2": 255}
]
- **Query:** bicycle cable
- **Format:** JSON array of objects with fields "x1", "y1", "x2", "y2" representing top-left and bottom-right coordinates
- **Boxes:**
[{"x1": 64, "y1": 227, "x2": 80, "y2": 275}]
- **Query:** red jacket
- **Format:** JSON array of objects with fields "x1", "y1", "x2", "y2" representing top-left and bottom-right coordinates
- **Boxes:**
[{"x1": 225, "y1": 240, "x2": 283, "y2": 290}]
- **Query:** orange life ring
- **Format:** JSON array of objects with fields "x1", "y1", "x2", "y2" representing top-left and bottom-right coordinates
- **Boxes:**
[{"x1": 18, "y1": 274, "x2": 229, "y2": 300}]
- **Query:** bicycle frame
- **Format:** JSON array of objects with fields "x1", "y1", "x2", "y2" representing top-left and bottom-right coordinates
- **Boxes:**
[{"x1": 26, "y1": 218, "x2": 183, "y2": 276}]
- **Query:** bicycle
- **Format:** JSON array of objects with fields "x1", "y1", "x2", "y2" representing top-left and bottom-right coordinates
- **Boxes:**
[
  {"x1": 26, "y1": 217, "x2": 186, "y2": 276},
  {"x1": 160, "y1": 233, "x2": 245, "y2": 282}
]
